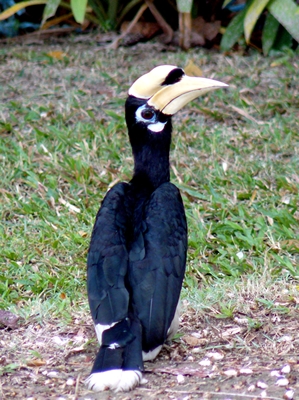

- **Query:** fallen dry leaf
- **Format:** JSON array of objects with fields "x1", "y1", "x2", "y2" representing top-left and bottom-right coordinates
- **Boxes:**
[
  {"x1": 206, "y1": 351, "x2": 224, "y2": 360},
  {"x1": 26, "y1": 359, "x2": 46, "y2": 367},
  {"x1": 152, "y1": 366, "x2": 210, "y2": 378},
  {"x1": 229, "y1": 104, "x2": 263, "y2": 125},
  {"x1": 284, "y1": 389, "x2": 295, "y2": 399},
  {"x1": 281, "y1": 239, "x2": 299, "y2": 251},
  {"x1": 270, "y1": 370, "x2": 281, "y2": 377},
  {"x1": 58, "y1": 197, "x2": 80, "y2": 213},
  {"x1": 182, "y1": 335, "x2": 202, "y2": 346},
  {"x1": 184, "y1": 59, "x2": 203, "y2": 77},
  {"x1": 256, "y1": 381, "x2": 268, "y2": 389},
  {"x1": 239, "y1": 368, "x2": 253, "y2": 374},
  {"x1": 281, "y1": 365, "x2": 291, "y2": 374},
  {"x1": 276, "y1": 378, "x2": 289, "y2": 387},
  {"x1": 223, "y1": 369, "x2": 238, "y2": 377},
  {"x1": 199, "y1": 358, "x2": 211, "y2": 366},
  {"x1": 47, "y1": 50, "x2": 68, "y2": 60},
  {"x1": 221, "y1": 326, "x2": 243, "y2": 337}
]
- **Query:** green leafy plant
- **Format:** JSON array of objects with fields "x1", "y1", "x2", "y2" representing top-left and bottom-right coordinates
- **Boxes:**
[
  {"x1": 247, "y1": 317, "x2": 263, "y2": 330},
  {"x1": 0, "y1": 0, "x2": 142, "y2": 31},
  {"x1": 215, "y1": 302, "x2": 235, "y2": 318},
  {"x1": 0, "y1": 363, "x2": 19, "y2": 376},
  {"x1": 0, "y1": 0, "x2": 41, "y2": 36},
  {"x1": 221, "y1": 0, "x2": 299, "y2": 54}
]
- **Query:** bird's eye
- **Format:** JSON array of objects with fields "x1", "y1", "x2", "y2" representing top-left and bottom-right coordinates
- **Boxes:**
[
  {"x1": 141, "y1": 109, "x2": 155, "y2": 120},
  {"x1": 135, "y1": 105, "x2": 156, "y2": 124}
]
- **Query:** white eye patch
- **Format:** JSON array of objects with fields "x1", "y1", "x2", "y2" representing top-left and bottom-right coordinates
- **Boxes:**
[{"x1": 148, "y1": 121, "x2": 167, "y2": 132}]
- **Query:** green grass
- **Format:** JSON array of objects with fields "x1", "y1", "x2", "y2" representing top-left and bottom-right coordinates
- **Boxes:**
[{"x1": 0, "y1": 43, "x2": 298, "y2": 320}]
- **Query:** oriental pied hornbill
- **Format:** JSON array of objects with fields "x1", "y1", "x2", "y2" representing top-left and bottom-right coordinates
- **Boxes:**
[{"x1": 86, "y1": 65, "x2": 227, "y2": 392}]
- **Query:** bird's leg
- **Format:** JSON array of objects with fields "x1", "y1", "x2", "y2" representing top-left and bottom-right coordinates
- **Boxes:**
[{"x1": 85, "y1": 317, "x2": 144, "y2": 392}]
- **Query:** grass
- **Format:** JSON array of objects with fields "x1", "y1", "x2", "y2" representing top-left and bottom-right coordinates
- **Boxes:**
[{"x1": 0, "y1": 42, "x2": 299, "y2": 323}]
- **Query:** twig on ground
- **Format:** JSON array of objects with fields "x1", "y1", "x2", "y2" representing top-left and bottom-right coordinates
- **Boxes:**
[
  {"x1": 107, "y1": 3, "x2": 148, "y2": 50},
  {"x1": 74, "y1": 373, "x2": 81, "y2": 400}
]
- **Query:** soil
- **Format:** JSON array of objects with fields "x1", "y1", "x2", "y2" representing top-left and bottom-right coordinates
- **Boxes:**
[{"x1": 1, "y1": 307, "x2": 299, "y2": 399}]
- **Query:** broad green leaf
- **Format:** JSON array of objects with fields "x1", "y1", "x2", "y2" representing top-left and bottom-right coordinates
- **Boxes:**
[
  {"x1": 108, "y1": 0, "x2": 119, "y2": 25},
  {"x1": 273, "y1": 26, "x2": 293, "y2": 51},
  {"x1": 220, "y1": 7, "x2": 246, "y2": 51},
  {"x1": 262, "y1": 12, "x2": 280, "y2": 55},
  {"x1": 176, "y1": 0, "x2": 193, "y2": 13},
  {"x1": 70, "y1": 0, "x2": 88, "y2": 24},
  {"x1": 41, "y1": 0, "x2": 61, "y2": 26},
  {"x1": 244, "y1": 0, "x2": 271, "y2": 43},
  {"x1": 268, "y1": 0, "x2": 299, "y2": 42},
  {"x1": 176, "y1": 184, "x2": 208, "y2": 201},
  {"x1": 0, "y1": 0, "x2": 46, "y2": 21},
  {"x1": 88, "y1": 0, "x2": 107, "y2": 27}
]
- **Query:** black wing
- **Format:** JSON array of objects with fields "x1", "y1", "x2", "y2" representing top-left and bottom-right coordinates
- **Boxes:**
[
  {"x1": 87, "y1": 182, "x2": 144, "y2": 375},
  {"x1": 128, "y1": 182, "x2": 187, "y2": 352},
  {"x1": 87, "y1": 182, "x2": 130, "y2": 326}
]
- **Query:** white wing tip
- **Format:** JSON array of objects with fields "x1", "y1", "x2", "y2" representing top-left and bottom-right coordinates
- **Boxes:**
[{"x1": 142, "y1": 345, "x2": 162, "y2": 361}]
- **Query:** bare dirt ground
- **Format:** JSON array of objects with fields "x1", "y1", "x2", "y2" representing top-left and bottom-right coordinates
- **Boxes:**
[{"x1": 1, "y1": 306, "x2": 299, "y2": 399}]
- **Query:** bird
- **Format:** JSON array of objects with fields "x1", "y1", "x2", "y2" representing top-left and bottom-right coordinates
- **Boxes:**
[{"x1": 85, "y1": 65, "x2": 227, "y2": 392}]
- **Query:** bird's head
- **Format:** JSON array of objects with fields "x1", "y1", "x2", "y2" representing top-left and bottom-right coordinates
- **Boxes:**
[{"x1": 125, "y1": 65, "x2": 228, "y2": 137}]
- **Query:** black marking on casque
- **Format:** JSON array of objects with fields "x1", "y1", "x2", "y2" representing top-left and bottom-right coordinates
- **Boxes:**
[{"x1": 162, "y1": 68, "x2": 185, "y2": 86}]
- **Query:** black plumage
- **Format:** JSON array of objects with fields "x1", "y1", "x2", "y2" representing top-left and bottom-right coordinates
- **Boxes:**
[{"x1": 85, "y1": 65, "x2": 227, "y2": 392}]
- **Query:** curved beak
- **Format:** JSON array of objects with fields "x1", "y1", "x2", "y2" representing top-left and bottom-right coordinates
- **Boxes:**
[{"x1": 148, "y1": 75, "x2": 228, "y2": 115}]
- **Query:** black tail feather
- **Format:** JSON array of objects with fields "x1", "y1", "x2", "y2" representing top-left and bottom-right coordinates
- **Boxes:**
[{"x1": 91, "y1": 317, "x2": 143, "y2": 374}]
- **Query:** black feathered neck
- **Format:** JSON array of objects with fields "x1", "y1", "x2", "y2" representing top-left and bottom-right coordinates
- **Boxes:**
[{"x1": 125, "y1": 96, "x2": 172, "y2": 191}]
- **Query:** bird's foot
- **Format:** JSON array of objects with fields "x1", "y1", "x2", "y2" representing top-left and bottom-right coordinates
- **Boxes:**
[{"x1": 85, "y1": 369, "x2": 144, "y2": 392}]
